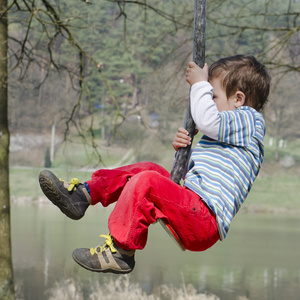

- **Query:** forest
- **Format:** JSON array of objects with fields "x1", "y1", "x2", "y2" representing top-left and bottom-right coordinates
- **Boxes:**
[
  {"x1": 7, "y1": 0, "x2": 300, "y2": 163},
  {"x1": 1, "y1": 1, "x2": 300, "y2": 299}
]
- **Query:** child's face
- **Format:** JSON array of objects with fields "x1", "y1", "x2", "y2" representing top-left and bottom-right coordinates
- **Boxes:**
[{"x1": 209, "y1": 77, "x2": 237, "y2": 112}]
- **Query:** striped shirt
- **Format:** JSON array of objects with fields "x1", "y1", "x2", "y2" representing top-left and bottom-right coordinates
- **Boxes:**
[{"x1": 184, "y1": 82, "x2": 265, "y2": 240}]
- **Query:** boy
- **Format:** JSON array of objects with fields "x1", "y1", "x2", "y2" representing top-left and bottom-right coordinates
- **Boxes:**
[{"x1": 39, "y1": 55, "x2": 270, "y2": 274}]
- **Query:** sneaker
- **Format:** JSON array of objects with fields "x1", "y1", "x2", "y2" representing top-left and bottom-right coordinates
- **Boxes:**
[
  {"x1": 39, "y1": 170, "x2": 91, "y2": 220},
  {"x1": 72, "y1": 234, "x2": 135, "y2": 274}
]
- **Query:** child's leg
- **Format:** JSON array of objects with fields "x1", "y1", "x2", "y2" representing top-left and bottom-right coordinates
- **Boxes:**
[
  {"x1": 86, "y1": 161, "x2": 170, "y2": 207},
  {"x1": 71, "y1": 168, "x2": 219, "y2": 274},
  {"x1": 39, "y1": 162, "x2": 168, "y2": 220},
  {"x1": 108, "y1": 170, "x2": 219, "y2": 252},
  {"x1": 39, "y1": 170, "x2": 91, "y2": 220}
]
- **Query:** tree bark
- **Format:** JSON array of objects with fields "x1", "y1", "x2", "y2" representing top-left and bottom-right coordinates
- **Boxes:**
[
  {"x1": 169, "y1": 0, "x2": 206, "y2": 184},
  {"x1": 0, "y1": 0, "x2": 15, "y2": 299}
]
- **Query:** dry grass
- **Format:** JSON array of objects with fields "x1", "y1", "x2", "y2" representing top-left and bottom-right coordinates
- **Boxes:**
[{"x1": 46, "y1": 275, "x2": 221, "y2": 300}]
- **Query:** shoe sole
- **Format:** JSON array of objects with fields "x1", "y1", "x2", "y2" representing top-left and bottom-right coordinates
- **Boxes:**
[
  {"x1": 72, "y1": 252, "x2": 133, "y2": 274},
  {"x1": 39, "y1": 170, "x2": 81, "y2": 220}
]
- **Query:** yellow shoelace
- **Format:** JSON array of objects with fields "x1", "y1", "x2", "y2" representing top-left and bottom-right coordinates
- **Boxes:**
[
  {"x1": 68, "y1": 178, "x2": 80, "y2": 191},
  {"x1": 90, "y1": 234, "x2": 117, "y2": 255},
  {"x1": 59, "y1": 177, "x2": 80, "y2": 191}
]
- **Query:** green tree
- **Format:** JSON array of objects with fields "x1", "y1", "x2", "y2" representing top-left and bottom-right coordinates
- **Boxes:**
[
  {"x1": 1, "y1": 1, "x2": 300, "y2": 296},
  {"x1": 0, "y1": 2, "x2": 190, "y2": 297}
]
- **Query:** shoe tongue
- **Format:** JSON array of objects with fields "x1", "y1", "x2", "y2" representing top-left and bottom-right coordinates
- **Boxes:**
[{"x1": 63, "y1": 181, "x2": 70, "y2": 189}]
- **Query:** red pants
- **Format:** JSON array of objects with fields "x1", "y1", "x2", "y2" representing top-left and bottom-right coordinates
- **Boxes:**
[{"x1": 86, "y1": 162, "x2": 219, "y2": 251}]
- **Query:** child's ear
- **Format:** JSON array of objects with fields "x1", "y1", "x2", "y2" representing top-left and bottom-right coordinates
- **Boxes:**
[{"x1": 234, "y1": 91, "x2": 245, "y2": 108}]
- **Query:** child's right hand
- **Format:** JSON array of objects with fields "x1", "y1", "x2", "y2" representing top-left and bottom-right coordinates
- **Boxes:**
[
  {"x1": 186, "y1": 62, "x2": 208, "y2": 86},
  {"x1": 172, "y1": 127, "x2": 191, "y2": 151}
]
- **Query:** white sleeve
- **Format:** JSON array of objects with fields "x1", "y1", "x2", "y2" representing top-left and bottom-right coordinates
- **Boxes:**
[{"x1": 190, "y1": 81, "x2": 220, "y2": 140}]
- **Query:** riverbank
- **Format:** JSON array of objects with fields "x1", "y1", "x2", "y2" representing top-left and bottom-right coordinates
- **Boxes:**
[
  {"x1": 8, "y1": 130, "x2": 300, "y2": 215},
  {"x1": 10, "y1": 159, "x2": 300, "y2": 216},
  {"x1": 10, "y1": 195, "x2": 300, "y2": 218}
]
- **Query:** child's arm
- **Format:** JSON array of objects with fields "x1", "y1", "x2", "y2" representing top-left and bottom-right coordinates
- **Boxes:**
[{"x1": 186, "y1": 61, "x2": 220, "y2": 140}]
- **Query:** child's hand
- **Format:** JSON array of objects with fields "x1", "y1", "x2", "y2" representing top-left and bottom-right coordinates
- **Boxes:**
[
  {"x1": 172, "y1": 127, "x2": 191, "y2": 151},
  {"x1": 186, "y1": 62, "x2": 208, "y2": 86}
]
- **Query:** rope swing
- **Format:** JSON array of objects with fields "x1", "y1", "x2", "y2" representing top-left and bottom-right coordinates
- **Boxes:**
[
  {"x1": 170, "y1": 0, "x2": 207, "y2": 184},
  {"x1": 160, "y1": 0, "x2": 207, "y2": 251}
]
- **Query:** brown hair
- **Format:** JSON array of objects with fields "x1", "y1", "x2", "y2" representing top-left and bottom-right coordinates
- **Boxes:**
[{"x1": 208, "y1": 55, "x2": 271, "y2": 111}]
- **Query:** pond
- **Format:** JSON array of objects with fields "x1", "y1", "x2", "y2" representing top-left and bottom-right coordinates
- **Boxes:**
[{"x1": 12, "y1": 201, "x2": 300, "y2": 299}]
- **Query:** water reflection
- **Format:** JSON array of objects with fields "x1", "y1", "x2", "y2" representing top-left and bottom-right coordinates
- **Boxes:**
[{"x1": 12, "y1": 202, "x2": 300, "y2": 300}]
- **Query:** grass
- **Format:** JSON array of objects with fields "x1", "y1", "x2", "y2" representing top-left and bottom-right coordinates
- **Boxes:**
[
  {"x1": 245, "y1": 166, "x2": 300, "y2": 212},
  {"x1": 44, "y1": 275, "x2": 220, "y2": 300},
  {"x1": 52, "y1": 138, "x2": 127, "y2": 169},
  {"x1": 244, "y1": 137, "x2": 300, "y2": 212},
  {"x1": 9, "y1": 128, "x2": 300, "y2": 214}
]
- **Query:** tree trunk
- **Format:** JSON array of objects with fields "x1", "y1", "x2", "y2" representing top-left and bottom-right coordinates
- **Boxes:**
[{"x1": 0, "y1": 0, "x2": 15, "y2": 299}]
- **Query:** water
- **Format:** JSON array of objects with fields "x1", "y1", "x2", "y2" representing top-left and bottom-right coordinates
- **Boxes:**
[{"x1": 12, "y1": 202, "x2": 300, "y2": 299}]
